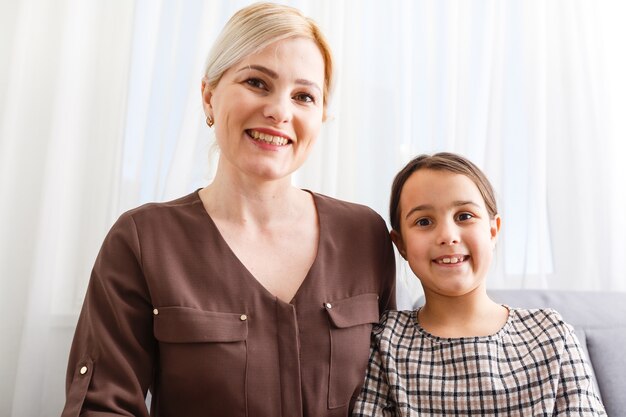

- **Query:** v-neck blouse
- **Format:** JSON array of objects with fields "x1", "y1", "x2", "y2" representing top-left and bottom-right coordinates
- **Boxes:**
[
  {"x1": 62, "y1": 190, "x2": 396, "y2": 417},
  {"x1": 200, "y1": 189, "x2": 320, "y2": 305}
]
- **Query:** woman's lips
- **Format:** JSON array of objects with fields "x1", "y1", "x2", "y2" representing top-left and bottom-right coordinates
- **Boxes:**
[{"x1": 246, "y1": 129, "x2": 290, "y2": 146}]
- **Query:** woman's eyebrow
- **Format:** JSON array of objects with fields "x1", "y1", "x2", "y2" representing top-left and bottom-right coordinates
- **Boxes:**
[
  {"x1": 237, "y1": 64, "x2": 322, "y2": 95},
  {"x1": 295, "y1": 78, "x2": 322, "y2": 95},
  {"x1": 238, "y1": 64, "x2": 278, "y2": 79}
]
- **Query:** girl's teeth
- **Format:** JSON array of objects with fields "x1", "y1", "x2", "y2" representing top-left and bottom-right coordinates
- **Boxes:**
[{"x1": 439, "y1": 257, "x2": 463, "y2": 264}]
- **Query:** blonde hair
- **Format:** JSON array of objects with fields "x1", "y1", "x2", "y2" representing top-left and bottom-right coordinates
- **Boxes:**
[{"x1": 204, "y1": 2, "x2": 334, "y2": 119}]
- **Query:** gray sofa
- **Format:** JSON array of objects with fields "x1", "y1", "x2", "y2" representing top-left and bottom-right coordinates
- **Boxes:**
[
  {"x1": 415, "y1": 290, "x2": 626, "y2": 416},
  {"x1": 489, "y1": 290, "x2": 625, "y2": 416}
]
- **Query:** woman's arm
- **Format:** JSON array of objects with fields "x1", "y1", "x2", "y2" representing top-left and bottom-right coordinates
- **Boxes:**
[
  {"x1": 379, "y1": 227, "x2": 397, "y2": 313},
  {"x1": 62, "y1": 213, "x2": 155, "y2": 417}
]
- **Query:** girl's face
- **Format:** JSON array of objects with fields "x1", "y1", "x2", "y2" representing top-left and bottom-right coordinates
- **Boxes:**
[
  {"x1": 202, "y1": 37, "x2": 325, "y2": 184},
  {"x1": 391, "y1": 169, "x2": 500, "y2": 299}
]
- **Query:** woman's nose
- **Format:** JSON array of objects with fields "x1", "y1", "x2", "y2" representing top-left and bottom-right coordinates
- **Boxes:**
[{"x1": 263, "y1": 93, "x2": 292, "y2": 124}]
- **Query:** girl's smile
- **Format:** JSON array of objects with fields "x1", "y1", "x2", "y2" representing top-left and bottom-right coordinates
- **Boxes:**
[{"x1": 432, "y1": 254, "x2": 470, "y2": 265}]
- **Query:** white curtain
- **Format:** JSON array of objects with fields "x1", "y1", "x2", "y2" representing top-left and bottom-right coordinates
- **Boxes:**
[{"x1": 1, "y1": 0, "x2": 624, "y2": 415}]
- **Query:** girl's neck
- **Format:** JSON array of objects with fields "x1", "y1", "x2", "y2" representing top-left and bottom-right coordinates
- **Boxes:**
[{"x1": 418, "y1": 290, "x2": 509, "y2": 338}]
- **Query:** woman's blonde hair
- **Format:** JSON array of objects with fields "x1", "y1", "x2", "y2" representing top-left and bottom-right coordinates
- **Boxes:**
[{"x1": 204, "y1": 2, "x2": 334, "y2": 119}]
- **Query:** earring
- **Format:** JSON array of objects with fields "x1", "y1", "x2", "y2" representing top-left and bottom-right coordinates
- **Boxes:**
[{"x1": 206, "y1": 115, "x2": 214, "y2": 128}]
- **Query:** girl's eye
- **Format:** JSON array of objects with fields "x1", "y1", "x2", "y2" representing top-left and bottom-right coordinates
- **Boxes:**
[
  {"x1": 457, "y1": 212, "x2": 474, "y2": 221},
  {"x1": 293, "y1": 92, "x2": 316, "y2": 103},
  {"x1": 415, "y1": 218, "x2": 432, "y2": 227},
  {"x1": 245, "y1": 78, "x2": 267, "y2": 89}
]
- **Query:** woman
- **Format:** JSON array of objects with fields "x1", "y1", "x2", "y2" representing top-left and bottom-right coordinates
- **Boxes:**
[{"x1": 61, "y1": 3, "x2": 396, "y2": 417}]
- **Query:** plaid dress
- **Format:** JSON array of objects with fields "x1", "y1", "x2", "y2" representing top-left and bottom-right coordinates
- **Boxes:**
[{"x1": 352, "y1": 308, "x2": 606, "y2": 416}]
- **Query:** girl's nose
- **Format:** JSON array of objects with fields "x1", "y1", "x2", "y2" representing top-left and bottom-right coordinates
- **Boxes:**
[{"x1": 437, "y1": 221, "x2": 460, "y2": 245}]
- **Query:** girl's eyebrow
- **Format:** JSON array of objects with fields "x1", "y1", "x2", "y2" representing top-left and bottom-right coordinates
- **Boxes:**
[
  {"x1": 236, "y1": 64, "x2": 322, "y2": 95},
  {"x1": 404, "y1": 204, "x2": 432, "y2": 219},
  {"x1": 404, "y1": 200, "x2": 480, "y2": 219}
]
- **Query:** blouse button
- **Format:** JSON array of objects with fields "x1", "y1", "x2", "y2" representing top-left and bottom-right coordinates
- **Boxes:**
[
  {"x1": 153, "y1": 308, "x2": 159, "y2": 315},
  {"x1": 79, "y1": 366, "x2": 88, "y2": 375},
  {"x1": 325, "y1": 303, "x2": 332, "y2": 309},
  {"x1": 240, "y1": 314, "x2": 247, "y2": 321}
]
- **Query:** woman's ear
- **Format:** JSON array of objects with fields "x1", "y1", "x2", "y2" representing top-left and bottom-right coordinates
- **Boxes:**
[
  {"x1": 201, "y1": 77, "x2": 213, "y2": 119},
  {"x1": 390, "y1": 230, "x2": 407, "y2": 260}
]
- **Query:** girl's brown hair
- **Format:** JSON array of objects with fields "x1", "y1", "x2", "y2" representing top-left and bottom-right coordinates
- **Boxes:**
[{"x1": 389, "y1": 152, "x2": 498, "y2": 232}]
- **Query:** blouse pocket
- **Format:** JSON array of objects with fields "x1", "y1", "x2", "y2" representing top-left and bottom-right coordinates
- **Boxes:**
[
  {"x1": 154, "y1": 306, "x2": 248, "y2": 342},
  {"x1": 61, "y1": 358, "x2": 94, "y2": 417},
  {"x1": 153, "y1": 307, "x2": 249, "y2": 417},
  {"x1": 325, "y1": 293, "x2": 380, "y2": 409}
]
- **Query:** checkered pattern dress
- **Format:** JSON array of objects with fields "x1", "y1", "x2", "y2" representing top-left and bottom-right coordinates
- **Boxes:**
[{"x1": 352, "y1": 308, "x2": 606, "y2": 416}]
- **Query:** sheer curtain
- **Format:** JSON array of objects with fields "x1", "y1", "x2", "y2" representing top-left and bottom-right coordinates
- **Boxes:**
[
  {"x1": 0, "y1": 1, "x2": 135, "y2": 415},
  {"x1": 1, "y1": 0, "x2": 624, "y2": 415}
]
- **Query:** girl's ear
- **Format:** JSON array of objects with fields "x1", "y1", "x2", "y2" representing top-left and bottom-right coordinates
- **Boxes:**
[
  {"x1": 390, "y1": 230, "x2": 407, "y2": 260},
  {"x1": 490, "y1": 215, "x2": 501, "y2": 241}
]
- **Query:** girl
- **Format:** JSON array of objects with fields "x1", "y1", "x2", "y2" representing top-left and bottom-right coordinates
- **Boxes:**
[{"x1": 353, "y1": 152, "x2": 605, "y2": 416}]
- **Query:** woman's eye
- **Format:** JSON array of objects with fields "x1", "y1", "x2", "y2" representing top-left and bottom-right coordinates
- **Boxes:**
[
  {"x1": 457, "y1": 213, "x2": 474, "y2": 221},
  {"x1": 293, "y1": 92, "x2": 315, "y2": 103},
  {"x1": 245, "y1": 78, "x2": 267, "y2": 89}
]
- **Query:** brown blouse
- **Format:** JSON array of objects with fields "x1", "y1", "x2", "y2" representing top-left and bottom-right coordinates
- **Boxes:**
[{"x1": 61, "y1": 190, "x2": 396, "y2": 417}]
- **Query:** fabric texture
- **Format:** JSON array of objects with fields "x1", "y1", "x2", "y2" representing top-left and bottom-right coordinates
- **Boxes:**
[
  {"x1": 483, "y1": 289, "x2": 626, "y2": 417},
  {"x1": 61, "y1": 190, "x2": 396, "y2": 417},
  {"x1": 353, "y1": 308, "x2": 606, "y2": 416}
]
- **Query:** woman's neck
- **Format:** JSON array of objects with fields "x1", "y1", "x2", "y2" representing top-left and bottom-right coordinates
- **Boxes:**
[
  {"x1": 200, "y1": 169, "x2": 307, "y2": 228},
  {"x1": 418, "y1": 289, "x2": 509, "y2": 338}
]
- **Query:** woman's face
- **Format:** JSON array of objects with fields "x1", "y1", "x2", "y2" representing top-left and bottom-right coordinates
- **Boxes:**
[
  {"x1": 203, "y1": 37, "x2": 325, "y2": 183},
  {"x1": 391, "y1": 169, "x2": 500, "y2": 299}
]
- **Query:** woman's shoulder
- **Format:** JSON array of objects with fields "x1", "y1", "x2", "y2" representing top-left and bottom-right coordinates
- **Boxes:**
[
  {"x1": 120, "y1": 190, "x2": 202, "y2": 219},
  {"x1": 110, "y1": 190, "x2": 204, "y2": 234},
  {"x1": 310, "y1": 191, "x2": 379, "y2": 215},
  {"x1": 123, "y1": 190, "x2": 202, "y2": 217},
  {"x1": 310, "y1": 191, "x2": 387, "y2": 228}
]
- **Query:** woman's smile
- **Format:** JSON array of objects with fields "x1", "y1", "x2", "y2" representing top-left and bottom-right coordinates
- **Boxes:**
[{"x1": 246, "y1": 128, "x2": 292, "y2": 147}]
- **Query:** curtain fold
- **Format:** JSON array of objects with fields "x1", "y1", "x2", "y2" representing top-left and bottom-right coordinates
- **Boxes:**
[
  {"x1": 1, "y1": 1, "x2": 624, "y2": 415},
  {"x1": 0, "y1": 1, "x2": 135, "y2": 415}
]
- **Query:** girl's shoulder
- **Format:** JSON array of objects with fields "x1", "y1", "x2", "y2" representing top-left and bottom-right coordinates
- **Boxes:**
[
  {"x1": 507, "y1": 307, "x2": 574, "y2": 340},
  {"x1": 373, "y1": 309, "x2": 416, "y2": 337}
]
